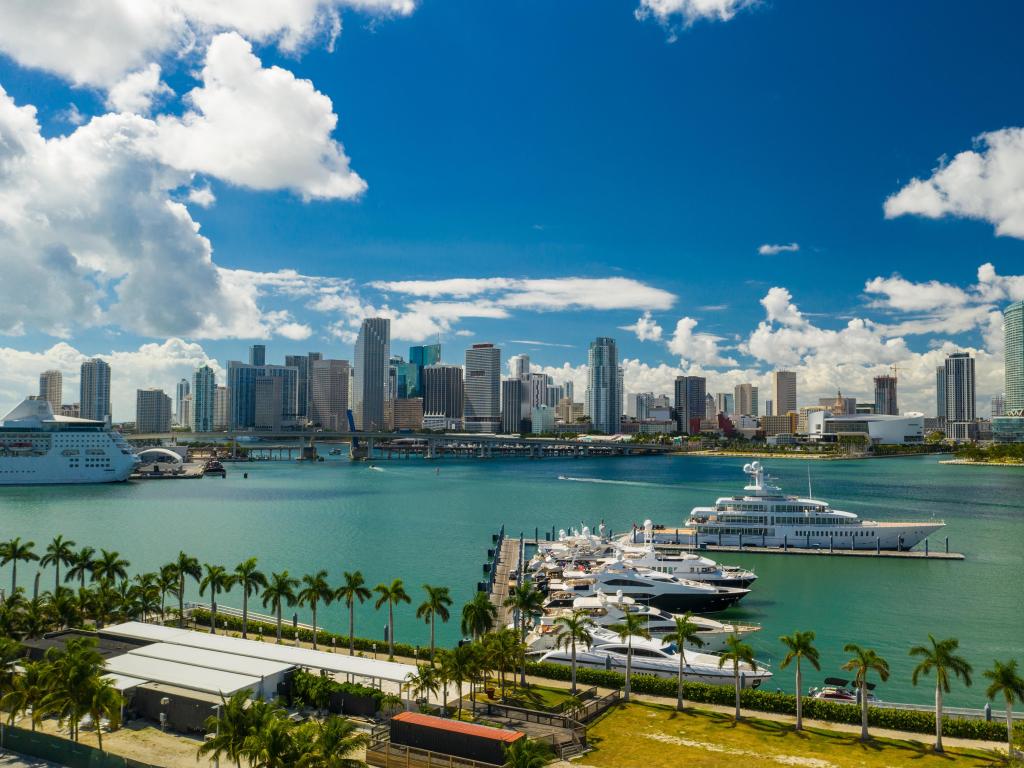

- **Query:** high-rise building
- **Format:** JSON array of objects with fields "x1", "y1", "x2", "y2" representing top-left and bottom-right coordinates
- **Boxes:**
[
  {"x1": 705, "y1": 393, "x2": 717, "y2": 421},
  {"x1": 227, "y1": 362, "x2": 298, "y2": 429},
  {"x1": 586, "y1": 337, "x2": 622, "y2": 434},
  {"x1": 401, "y1": 344, "x2": 441, "y2": 399},
  {"x1": 501, "y1": 378, "x2": 525, "y2": 434},
  {"x1": 351, "y1": 318, "x2": 390, "y2": 431},
  {"x1": 310, "y1": 359, "x2": 351, "y2": 430},
  {"x1": 674, "y1": 375, "x2": 706, "y2": 434},
  {"x1": 995, "y1": 301, "x2": 1024, "y2": 442},
  {"x1": 464, "y1": 343, "x2": 501, "y2": 432},
  {"x1": 715, "y1": 392, "x2": 734, "y2": 415},
  {"x1": 531, "y1": 404, "x2": 555, "y2": 434},
  {"x1": 874, "y1": 374, "x2": 898, "y2": 416},
  {"x1": 285, "y1": 354, "x2": 318, "y2": 419},
  {"x1": 992, "y1": 393, "x2": 1006, "y2": 418},
  {"x1": 249, "y1": 344, "x2": 266, "y2": 366},
  {"x1": 214, "y1": 386, "x2": 230, "y2": 430},
  {"x1": 389, "y1": 398, "x2": 424, "y2": 430},
  {"x1": 529, "y1": 372, "x2": 550, "y2": 409},
  {"x1": 564, "y1": 381, "x2": 574, "y2": 402},
  {"x1": 254, "y1": 376, "x2": 283, "y2": 430},
  {"x1": 60, "y1": 404, "x2": 80, "y2": 419},
  {"x1": 771, "y1": 371, "x2": 797, "y2": 417},
  {"x1": 80, "y1": 358, "x2": 111, "y2": 423},
  {"x1": 627, "y1": 393, "x2": 654, "y2": 420},
  {"x1": 135, "y1": 388, "x2": 172, "y2": 433},
  {"x1": 935, "y1": 366, "x2": 946, "y2": 422},
  {"x1": 180, "y1": 394, "x2": 192, "y2": 431},
  {"x1": 734, "y1": 383, "x2": 758, "y2": 417},
  {"x1": 546, "y1": 384, "x2": 565, "y2": 408},
  {"x1": 819, "y1": 393, "x2": 857, "y2": 416},
  {"x1": 38, "y1": 370, "x2": 62, "y2": 413},
  {"x1": 510, "y1": 354, "x2": 531, "y2": 380},
  {"x1": 192, "y1": 365, "x2": 216, "y2": 432},
  {"x1": 176, "y1": 378, "x2": 190, "y2": 426},
  {"x1": 943, "y1": 352, "x2": 976, "y2": 423},
  {"x1": 422, "y1": 364, "x2": 464, "y2": 427}
]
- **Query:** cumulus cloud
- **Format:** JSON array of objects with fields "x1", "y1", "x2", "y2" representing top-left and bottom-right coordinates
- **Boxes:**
[
  {"x1": 759, "y1": 287, "x2": 805, "y2": 327},
  {"x1": 153, "y1": 33, "x2": 366, "y2": 200},
  {"x1": 667, "y1": 317, "x2": 737, "y2": 367},
  {"x1": 758, "y1": 242, "x2": 800, "y2": 255},
  {"x1": 0, "y1": 0, "x2": 416, "y2": 88},
  {"x1": 884, "y1": 127, "x2": 1024, "y2": 238},
  {"x1": 620, "y1": 311, "x2": 663, "y2": 342},
  {"x1": 635, "y1": 0, "x2": 754, "y2": 39},
  {"x1": 106, "y1": 64, "x2": 173, "y2": 114}
]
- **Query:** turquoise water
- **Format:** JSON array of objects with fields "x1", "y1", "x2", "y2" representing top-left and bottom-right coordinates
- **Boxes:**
[{"x1": 1, "y1": 454, "x2": 1021, "y2": 707}]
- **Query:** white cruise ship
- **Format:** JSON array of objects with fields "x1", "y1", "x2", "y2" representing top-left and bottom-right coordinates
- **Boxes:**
[
  {"x1": 659, "y1": 461, "x2": 943, "y2": 551},
  {"x1": 0, "y1": 399, "x2": 139, "y2": 485}
]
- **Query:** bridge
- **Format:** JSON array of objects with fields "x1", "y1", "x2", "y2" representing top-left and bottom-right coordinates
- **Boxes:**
[{"x1": 126, "y1": 430, "x2": 674, "y2": 460}]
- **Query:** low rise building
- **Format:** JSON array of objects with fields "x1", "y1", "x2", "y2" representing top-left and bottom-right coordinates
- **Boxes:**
[{"x1": 806, "y1": 411, "x2": 924, "y2": 444}]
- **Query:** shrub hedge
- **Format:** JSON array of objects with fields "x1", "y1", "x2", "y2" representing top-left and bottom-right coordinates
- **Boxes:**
[
  {"x1": 190, "y1": 610, "x2": 1016, "y2": 743},
  {"x1": 290, "y1": 669, "x2": 383, "y2": 712}
]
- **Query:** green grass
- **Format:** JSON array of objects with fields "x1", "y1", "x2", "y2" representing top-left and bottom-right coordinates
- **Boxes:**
[{"x1": 582, "y1": 702, "x2": 1012, "y2": 768}]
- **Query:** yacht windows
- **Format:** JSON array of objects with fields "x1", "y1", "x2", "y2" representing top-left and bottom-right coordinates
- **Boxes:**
[{"x1": 603, "y1": 579, "x2": 650, "y2": 587}]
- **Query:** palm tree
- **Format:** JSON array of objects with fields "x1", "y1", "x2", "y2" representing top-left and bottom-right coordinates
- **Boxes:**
[
  {"x1": 234, "y1": 558, "x2": 268, "y2": 639},
  {"x1": 504, "y1": 582, "x2": 545, "y2": 684},
  {"x1": 374, "y1": 579, "x2": 410, "y2": 659},
  {"x1": 779, "y1": 630, "x2": 820, "y2": 730},
  {"x1": 40, "y1": 535, "x2": 76, "y2": 595},
  {"x1": 86, "y1": 677, "x2": 123, "y2": 751},
  {"x1": 434, "y1": 649, "x2": 456, "y2": 714},
  {"x1": 65, "y1": 546, "x2": 96, "y2": 590},
  {"x1": 171, "y1": 551, "x2": 201, "y2": 628},
  {"x1": 460, "y1": 591, "x2": 497, "y2": 641},
  {"x1": 842, "y1": 643, "x2": 890, "y2": 741},
  {"x1": 663, "y1": 613, "x2": 705, "y2": 711},
  {"x1": 296, "y1": 716, "x2": 369, "y2": 768},
  {"x1": 416, "y1": 584, "x2": 452, "y2": 661},
  {"x1": 718, "y1": 634, "x2": 758, "y2": 721},
  {"x1": 608, "y1": 612, "x2": 651, "y2": 702},
  {"x1": 410, "y1": 663, "x2": 441, "y2": 706},
  {"x1": 909, "y1": 635, "x2": 973, "y2": 753},
  {"x1": 200, "y1": 564, "x2": 235, "y2": 635},
  {"x1": 298, "y1": 570, "x2": 334, "y2": 650},
  {"x1": 198, "y1": 691, "x2": 252, "y2": 768},
  {"x1": 242, "y1": 715, "x2": 297, "y2": 768},
  {"x1": 262, "y1": 571, "x2": 298, "y2": 643},
  {"x1": 983, "y1": 659, "x2": 1024, "y2": 757},
  {"x1": 0, "y1": 537, "x2": 39, "y2": 594},
  {"x1": 448, "y1": 643, "x2": 477, "y2": 720},
  {"x1": 335, "y1": 571, "x2": 371, "y2": 654},
  {"x1": 503, "y1": 738, "x2": 554, "y2": 768},
  {"x1": 40, "y1": 636, "x2": 106, "y2": 742},
  {"x1": 156, "y1": 563, "x2": 178, "y2": 623},
  {"x1": 484, "y1": 628, "x2": 523, "y2": 699},
  {"x1": 92, "y1": 549, "x2": 129, "y2": 584},
  {"x1": 553, "y1": 610, "x2": 595, "y2": 695},
  {"x1": 1, "y1": 659, "x2": 47, "y2": 730}
]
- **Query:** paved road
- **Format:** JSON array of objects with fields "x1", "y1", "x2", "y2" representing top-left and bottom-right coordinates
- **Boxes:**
[{"x1": 0, "y1": 751, "x2": 63, "y2": 768}]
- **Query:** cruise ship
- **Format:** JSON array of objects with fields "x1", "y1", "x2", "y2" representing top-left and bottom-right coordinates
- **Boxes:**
[
  {"x1": 646, "y1": 461, "x2": 943, "y2": 550},
  {"x1": 0, "y1": 399, "x2": 139, "y2": 485}
]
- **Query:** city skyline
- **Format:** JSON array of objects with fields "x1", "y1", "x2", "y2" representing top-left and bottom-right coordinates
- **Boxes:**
[{"x1": 2, "y1": 2, "x2": 1024, "y2": 419}]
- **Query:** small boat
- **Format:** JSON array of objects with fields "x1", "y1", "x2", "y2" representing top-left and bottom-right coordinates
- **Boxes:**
[
  {"x1": 809, "y1": 677, "x2": 880, "y2": 704},
  {"x1": 329, "y1": 448, "x2": 343, "y2": 456}
]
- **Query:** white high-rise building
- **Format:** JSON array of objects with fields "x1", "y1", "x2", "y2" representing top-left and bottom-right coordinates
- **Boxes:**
[
  {"x1": 627, "y1": 393, "x2": 654, "y2": 419},
  {"x1": 80, "y1": 358, "x2": 111, "y2": 423},
  {"x1": 771, "y1": 371, "x2": 797, "y2": 417},
  {"x1": 352, "y1": 318, "x2": 390, "y2": 431},
  {"x1": 464, "y1": 343, "x2": 501, "y2": 432},
  {"x1": 586, "y1": 337, "x2": 622, "y2": 434},
  {"x1": 311, "y1": 359, "x2": 351, "y2": 430},
  {"x1": 991, "y1": 393, "x2": 1006, "y2": 418},
  {"x1": 214, "y1": 386, "x2": 230, "y2": 430},
  {"x1": 943, "y1": 352, "x2": 976, "y2": 423},
  {"x1": 136, "y1": 388, "x2": 172, "y2": 433},
  {"x1": 180, "y1": 394, "x2": 192, "y2": 431},
  {"x1": 734, "y1": 383, "x2": 758, "y2": 417},
  {"x1": 39, "y1": 370, "x2": 62, "y2": 413},
  {"x1": 176, "y1": 378, "x2": 190, "y2": 426},
  {"x1": 705, "y1": 393, "x2": 717, "y2": 421},
  {"x1": 510, "y1": 354, "x2": 531, "y2": 380},
  {"x1": 192, "y1": 365, "x2": 216, "y2": 432}
]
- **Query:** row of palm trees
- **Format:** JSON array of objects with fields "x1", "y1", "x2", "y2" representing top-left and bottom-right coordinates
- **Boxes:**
[{"x1": 0, "y1": 635, "x2": 122, "y2": 750}]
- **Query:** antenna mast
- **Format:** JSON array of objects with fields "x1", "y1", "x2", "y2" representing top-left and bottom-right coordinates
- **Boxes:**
[{"x1": 807, "y1": 465, "x2": 813, "y2": 499}]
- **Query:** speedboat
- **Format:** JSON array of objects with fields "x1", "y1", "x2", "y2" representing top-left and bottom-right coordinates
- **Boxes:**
[
  {"x1": 537, "y1": 627, "x2": 772, "y2": 688},
  {"x1": 809, "y1": 677, "x2": 880, "y2": 704}
]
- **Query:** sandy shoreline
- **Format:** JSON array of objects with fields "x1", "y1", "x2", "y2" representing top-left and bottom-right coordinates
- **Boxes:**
[{"x1": 939, "y1": 458, "x2": 1024, "y2": 467}]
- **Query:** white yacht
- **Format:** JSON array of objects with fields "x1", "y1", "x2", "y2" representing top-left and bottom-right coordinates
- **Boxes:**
[
  {"x1": 528, "y1": 590, "x2": 759, "y2": 653},
  {"x1": 0, "y1": 399, "x2": 139, "y2": 485},
  {"x1": 646, "y1": 461, "x2": 943, "y2": 551},
  {"x1": 537, "y1": 627, "x2": 772, "y2": 688},
  {"x1": 544, "y1": 562, "x2": 749, "y2": 613}
]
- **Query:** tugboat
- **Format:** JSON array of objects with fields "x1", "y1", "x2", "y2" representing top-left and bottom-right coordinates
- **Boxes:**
[{"x1": 203, "y1": 459, "x2": 227, "y2": 478}]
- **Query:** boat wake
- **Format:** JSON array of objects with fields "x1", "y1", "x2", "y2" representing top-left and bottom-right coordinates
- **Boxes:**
[{"x1": 557, "y1": 475, "x2": 674, "y2": 488}]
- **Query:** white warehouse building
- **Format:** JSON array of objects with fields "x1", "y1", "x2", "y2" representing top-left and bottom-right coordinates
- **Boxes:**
[{"x1": 805, "y1": 411, "x2": 925, "y2": 445}]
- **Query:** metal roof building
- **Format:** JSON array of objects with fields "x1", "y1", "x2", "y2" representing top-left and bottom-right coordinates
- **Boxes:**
[
  {"x1": 127, "y1": 642, "x2": 292, "y2": 698},
  {"x1": 104, "y1": 653, "x2": 261, "y2": 697}
]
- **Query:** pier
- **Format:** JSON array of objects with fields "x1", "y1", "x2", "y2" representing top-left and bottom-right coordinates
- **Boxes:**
[{"x1": 481, "y1": 527, "x2": 524, "y2": 626}]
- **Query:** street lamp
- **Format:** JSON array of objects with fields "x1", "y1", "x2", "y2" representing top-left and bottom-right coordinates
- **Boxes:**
[{"x1": 372, "y1": 643, "x2": 377, "y2": 660}]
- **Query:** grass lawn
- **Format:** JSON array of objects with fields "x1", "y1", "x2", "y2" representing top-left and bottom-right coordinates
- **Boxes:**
[
  {"x1": 582, "y1": 703, "x2": 1011, "y2": 768},
  {"x1": 482, "y1": 680, "x2": 579, "y2": 712}
]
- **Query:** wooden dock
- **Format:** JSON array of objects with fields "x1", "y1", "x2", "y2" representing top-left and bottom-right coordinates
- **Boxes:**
[{"x1": 489, "y1": 536, "x2": 522, "y2": 625}]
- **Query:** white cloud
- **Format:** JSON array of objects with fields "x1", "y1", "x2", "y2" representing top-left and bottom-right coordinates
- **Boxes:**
[
  {"x1": 106, "y1": 64, "x2": 173, "y2": 114},
  {"x1": 635, "y1": 0, "x2": 754, "y2": 40},
  {"x1": 757, "y1": 242, "x2": 799, "y2": 255},
  {"x1": 153, "y1": 32, "x2": 366, "y2": 200},
  {"x1": 884, "y1": 127, "x2": 1024, "y2": 238},
  {"x1": 187, "y1": 185, "x2": 217, "y2": 207},
  {"x1": 667, "y1": 317, "x2": 737, "y2": 367},
  {"x1": 620, "y1": 311, "x2": 663, "y2": 342},
  {"x1": 864, "y1": 274, "x2": 969, "y2": 312},
  {"x1": 759, "y1": 287, "x2": 805, "y2": 327},
  {"x1": 0, "y1": 0, "x2": 416, "y2": 88}
]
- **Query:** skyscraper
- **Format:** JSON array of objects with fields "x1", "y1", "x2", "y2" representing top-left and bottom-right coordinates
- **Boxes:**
[
  {"x1": 674, "y1": 375, "x2": 706, "y2": 434},
  {"x1": 873, "y1": 374, "x2": 898, "y2": 415},
  {"x1": 586, "y1": 337, "x2": 622, "y2": 434},
  {"x1": 285, "y1": 354, "x2": 318, "y2": 419},
  {"x1": 627, "y1": 393, "x2": 654, "y2": 420},
  {"x1": 423, "y1": 364, "x2": 464, "y2": 427},
  {"x1": 994, "y1": 301, "x2": 1024, "y2": 442},
  {"x1": 352, "y1": 318, "x2": 390, "y2": 431},
  {"x1": 464, "y1": 343, "x2": 501, "y2": 432},
  {"x1": 771, "y1": 371, "x2": 797, "y2": 416},
  {"x1": 407, "y1": 344, "x2": 442, "y2": 399},
  {"x1": 501, "y1": 378, "x2": 525, "y2": 434},
  {"x1": 734, "y1": 383, "x2": 758, "y2": 417},
  {"x1": 310, "y1": 359, "x2": 351, "y2": 430},
  {"x1": 176, "y1": 378, "x2": 190, "y2": 426},
  {"x1": 935, "y1": 366, "x2": 946, "y2": 422},
  {"x1": 715, "y1": 392, "x2": 734, "y2": 415},
  {"x1": 249, "y1": 344, "x2": 266, "y2": 366},
  {"x1": 192, "y1": 365, "x2": 216, "y2": 432},
  {"x1": 992, "y1": 393, "x2": 1006, "y2": 418},
  {"x1": 214, "y1": 386, "x2": 230, "y2": 430},
  {"x1": 38, "y1": 370, "x2": 62, "y2": 413},
  {"x1": 943, "y1": 352, "x2": 976, "y2": 423},
  {"x1": 135, "y1": 388, "x2": 172, "y2": 433},
  {"x1": 80, "y1": 358, "x2": 111, "y2": 422},
  {"x1": 705, "y1": 393, "x2": 717, "y2": 421},
  {"x1": 510, "y1": 354, "x2": 531, "y2": 380},
  {"x1": 227, "y1": 361, "x2": 298, "y2": 429}
]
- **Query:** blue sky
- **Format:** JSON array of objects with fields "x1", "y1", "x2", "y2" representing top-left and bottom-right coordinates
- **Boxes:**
[{"x1": 1, "y1": 0, "x2": 1023, "y2": 418}]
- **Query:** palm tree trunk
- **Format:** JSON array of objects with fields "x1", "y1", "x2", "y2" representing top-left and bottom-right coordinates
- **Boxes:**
[
  {"x1": 570, "y1": 640, "x2": 577, "y2": 695},
  {"x1": 860, "y1": 682, "x2": 869, "y2": 740},
  {"x1": 311, "y1": 603, "x2": 318, "y2": 650},
  {"x1": 734, "y1": 665, "x2": 741, "y2": 721},
  {"x1": 677, "y1": 654, "x2": 684, "y2": 711},
  {"x1": 430, "y1": 614, "x2": 436, "y2": 661},
  {"x1": 388, "y1": 603, "x2": 395, "y2": 658},
  {"x1": 935, "y1": 683, "x2": 943, "y2": 752},
  {"x1": 55, "y1": 563, "x2": 60, "y2": 596},
  {"x1": 242, "y1": 590, "x2": 248, "y2": 639},
  {"x1": 178, "y1": 575, "x2": 185, "y2": 628},
  {"x1": 276, "y1": 604, "x2": 282, "y2": 643},
  {"x1": 12, "y1": 561, "x2": 16, "y2": 594},
  {"x1": 97, "y1": 718, "x2": 103, "y2": 751},
  {"x1": 348, "y1": 601, "x2": 355, "y2": 653},
  {"x1": 210, "y1": 589, "x2": 217, "y2": 634},
  {"x1": 795, "y1": 659, "x2": 802, "y2": 730},
  {"x1": 624, "y1": 638, "x2": 632, "y2": 702},
  {"x1": 1007, "y1": 701, "x2": 1014, "y2": 757}
]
